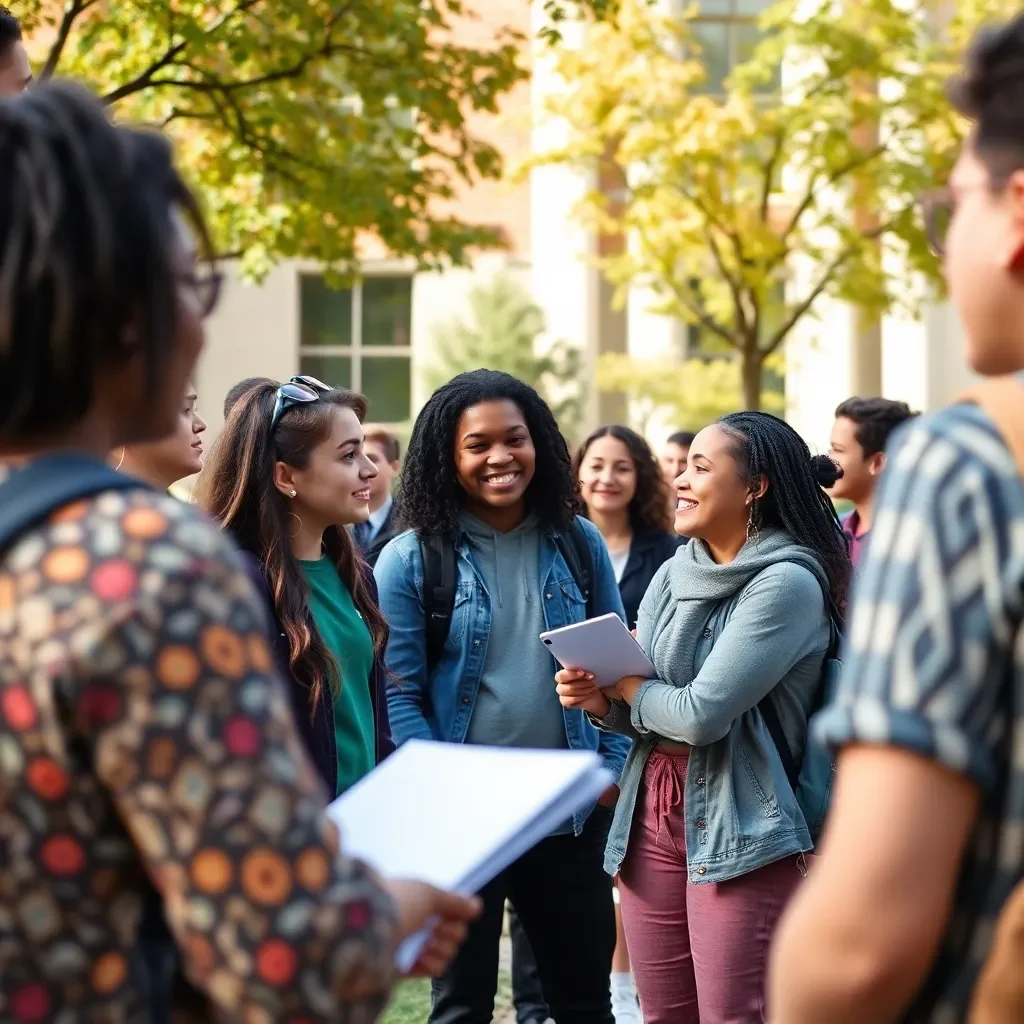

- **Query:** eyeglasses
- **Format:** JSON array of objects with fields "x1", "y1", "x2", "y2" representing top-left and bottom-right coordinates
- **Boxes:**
[
  {"x1": 178, "y1": 267, "x2": 224, "y2": 318},
  {"x1": 920, "y1": 182, "x2": 1003, "y2": 257},
  {"x1": 270, "y1": 375, "x2": 332, "y2": 432}
]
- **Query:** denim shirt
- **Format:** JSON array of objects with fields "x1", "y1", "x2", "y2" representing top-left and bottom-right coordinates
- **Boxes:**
[
  {"x1": 600, "y1": 544, "x2": 830, "y2": 882},
  {"x1": 374, "y1": 515, "x2": 632, "y2": 834}
]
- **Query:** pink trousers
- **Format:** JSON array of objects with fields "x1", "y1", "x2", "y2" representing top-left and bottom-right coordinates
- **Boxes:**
[{"x1": 618, "y1": 748, "x2": 802, "y2": 1024}]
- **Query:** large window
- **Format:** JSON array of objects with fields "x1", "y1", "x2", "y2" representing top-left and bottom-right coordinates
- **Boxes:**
[
  {"x1": 299, "y1": 274, "x2": 413, "y2": 423},
  {"x1": 691, "y1": 0, "x2": 775, "y2": 94}
]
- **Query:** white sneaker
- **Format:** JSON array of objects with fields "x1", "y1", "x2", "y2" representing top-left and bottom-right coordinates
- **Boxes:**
[{"x1": 611, "y1": 973, "x2": 643, "y2": 1024}]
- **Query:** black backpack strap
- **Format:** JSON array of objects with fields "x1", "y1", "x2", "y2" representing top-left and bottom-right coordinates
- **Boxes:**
[
  {"x1": 759, "y1": 607, "x2": 842, "y2": 791},
  {"x1": 553, "y1": 517, "x2": 596, "y2": 620},
  {"x1": 0, "y1": 453, "x2": 146, "y2": 554},
  {"x1": 420, "y1": 533, "x2": 458, "y2": 673}
]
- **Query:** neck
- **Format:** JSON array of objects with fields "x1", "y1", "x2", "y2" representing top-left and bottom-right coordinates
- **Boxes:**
[
  {"x1": 290, "y1": 517, "x2": 328, "y2": 561},
  {"x1": 0, "y1": 421, "x2": 118, "y2": 467},
  {"x1": 853, "y1": 493, "x2": 875, "y2": 535},
  {"x1": 119, "y1": 452, "x2": 175, "y2": 491},
  {"x1": 369, "y1": 491, "x2": 390, "y2": 515},
  {"x1": 703, "y1": 529, "x2": 747, "y2": 566},
  {"x1": 589, "y1": 507, "x2": 632, "y2": 549},
  {"x1": 465, "y1": 499, "x2": 527, "y2": 534}
]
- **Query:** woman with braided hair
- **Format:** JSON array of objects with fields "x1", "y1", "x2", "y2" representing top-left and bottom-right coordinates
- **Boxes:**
[{"x1": 555, "y1": 411, "x2": 849, "y2": 1023}]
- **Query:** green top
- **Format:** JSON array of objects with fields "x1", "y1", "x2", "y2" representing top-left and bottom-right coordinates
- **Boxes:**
[{"x1": 300, "y1": 557, "x2": 376, "y2": 797}]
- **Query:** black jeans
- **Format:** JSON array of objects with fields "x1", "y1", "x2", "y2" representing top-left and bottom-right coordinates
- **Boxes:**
[
  {"x1": 509, "y1": 905, "x2": 549, "y2": 1023},
  {"x1": 429, "y1": 807, "x2": 615, "y2": 1024}
]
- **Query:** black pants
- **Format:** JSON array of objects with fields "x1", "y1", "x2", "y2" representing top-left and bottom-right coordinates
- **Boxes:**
[
  {"x1": 510, "y1": 905, "x2": 550, "y2": 1023},
  {"x1": 429, "y1": 808, "x2": 615, "y2": 1024}
]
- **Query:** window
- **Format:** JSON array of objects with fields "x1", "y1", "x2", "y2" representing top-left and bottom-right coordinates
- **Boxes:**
[
  {"x1": 690, "y1": 0, "x2": 776, "y2": 94},
  {"x1": 299, "y1": 274, "x2": 413, "y2": 423}
]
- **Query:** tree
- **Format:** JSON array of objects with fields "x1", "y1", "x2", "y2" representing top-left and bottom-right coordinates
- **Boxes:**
[
  {"x1": 18, "y1": 0, "x2": 619, "y2": 278},
  {"x1": 426, "y1": 274, "x2": 586, "y2": 438},
  {"x1": 527, "y1": 0, "x2": 1013, "y2": 410}
]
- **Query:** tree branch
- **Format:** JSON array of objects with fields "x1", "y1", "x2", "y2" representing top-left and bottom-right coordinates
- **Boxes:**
[{"x1": 40, "y1": 0, "x2": 99, "y2": 79}]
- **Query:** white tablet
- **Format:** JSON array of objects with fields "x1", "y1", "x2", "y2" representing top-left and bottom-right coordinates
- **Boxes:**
[{"x1": 539, "y1": 613, "x2": 656, "y2": 688}]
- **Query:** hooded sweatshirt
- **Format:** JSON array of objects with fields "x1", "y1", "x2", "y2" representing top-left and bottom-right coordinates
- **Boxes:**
[{"x1": 459, "y1": 511, "x2": 569, "y2": 750}]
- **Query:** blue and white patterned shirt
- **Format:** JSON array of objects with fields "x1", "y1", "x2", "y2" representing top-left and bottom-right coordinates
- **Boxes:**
[{"x1": 814, "y1": 400, "x2": 1024, "y2": 1023}]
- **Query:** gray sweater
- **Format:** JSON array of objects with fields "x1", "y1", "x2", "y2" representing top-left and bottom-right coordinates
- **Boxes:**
[{"x1": 459, "y1": 511, "x2": 568, "y2": 750}]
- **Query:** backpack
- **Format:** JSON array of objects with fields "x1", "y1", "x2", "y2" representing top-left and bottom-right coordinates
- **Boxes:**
[
  {"x1": 420, "y1": 517, "x2": 596, "y2": 671},
  {"x1": 758, "y1": 606, "x2": 842, "y2": 845},
  {"x1": 0, "y1": 453, "x2": 178, "y2": 1024},
  {"x1": 955, "y1": 377, "x2": 1024, "y2": 1024}
]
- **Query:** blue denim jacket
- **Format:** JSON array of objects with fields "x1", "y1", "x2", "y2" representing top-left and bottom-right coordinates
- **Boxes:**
[{"x1": 374, "y1": 515, "x2": 632, "y2": 834}]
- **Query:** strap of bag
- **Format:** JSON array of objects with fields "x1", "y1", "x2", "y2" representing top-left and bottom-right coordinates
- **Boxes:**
[
  {"x1": 0, "y1": 453, "x2": 145, "y2": 554},
  {"x1": 421, "y1": 533, "x2": 458, "y2": 673},
  {"x1": 959, "y1": 376, "x2": 1024, "y2": 475},
  {"x1": 758, "y1": 606, "x2": 841, "y2": 791},
  {"x1": 553, "y1": 517, "x2": 596, "y2": 620}
]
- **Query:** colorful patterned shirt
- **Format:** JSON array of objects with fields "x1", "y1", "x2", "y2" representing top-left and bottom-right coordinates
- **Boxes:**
[
  {"x1": 0, "y1": 481, "x2": 397, "y2": 1021},
  {"x1": 814, "y1": 403, "x2": 1024, "y2": 1022}
]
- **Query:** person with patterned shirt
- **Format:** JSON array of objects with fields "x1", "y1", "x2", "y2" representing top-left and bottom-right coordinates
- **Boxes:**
[
  {"x1": 0, "y1": 81, "x2": 478, "y2": 1022},
  {"x1": 769, "y1": 15, "x2": 1024, "y2": 1022}
]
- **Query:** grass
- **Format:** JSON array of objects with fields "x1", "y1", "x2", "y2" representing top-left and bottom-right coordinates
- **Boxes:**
[{"x1": 381, "y1": 969, "x2": 512, "y2": 1024}]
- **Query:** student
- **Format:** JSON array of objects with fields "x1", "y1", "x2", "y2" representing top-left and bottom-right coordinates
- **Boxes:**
[
  {"x1": 0, "y1": 80, "x2": 477, "y2": 1020},
  {"x1": 770, "y1": 16, "x2": 1024, "y2": 1022},
  {"x1": 375, "y1": 369, "x2": 631, "y2": 1024},
  {"x1": 223, "y1": 375, "x2": 275, "y2": 420},
  {"x1": 197, "y1": 378, "x2": 395, "y2": 799},
  {"x1": 557, "y1": 412, "x2": 849, "y2": 1023},
  {"x1": 0, "y1": 6, "x2": 31, "y2": 96},
  {"x1": 356, "y1": 428, "x2": 401, "y2": 566},
  {"x1": 659, "y1": 430, "x2": 695, "y2": 488},
  {"x1": 116, "y1": 382, "x2": 207, "y2": 489},
  {"x1": 827, "y1": 396, "x2": 917, "y2": 564}
]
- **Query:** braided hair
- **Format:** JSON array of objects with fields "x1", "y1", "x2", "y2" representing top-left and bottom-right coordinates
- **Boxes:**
[
  {"x1": 718, "y1": 411, "x2": 851, "y2": 615},
  {"x1": 0, "y1": 81, "x2": 212, "y2": 445},
  {"x1": 397, "y1": 369, "x2": 583, "y2": 538}
]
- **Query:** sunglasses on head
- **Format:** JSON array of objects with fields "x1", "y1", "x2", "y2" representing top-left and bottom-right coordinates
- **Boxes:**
[{"x1": 270, "y1": 375, "x2": 332, "y2": 432}]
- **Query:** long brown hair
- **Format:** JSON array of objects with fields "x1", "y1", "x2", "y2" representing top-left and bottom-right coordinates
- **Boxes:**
[
  {"x1": 573, "y1": 425, "x2": 673, "y2": 534},
  {"x1": 196, "y1": 381, "x2": 388, "y2": 712}
]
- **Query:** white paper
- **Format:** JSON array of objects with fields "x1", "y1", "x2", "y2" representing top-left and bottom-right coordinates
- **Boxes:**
[{"x1": 326, "y1": 740, "x2": 614, "y2": 970}]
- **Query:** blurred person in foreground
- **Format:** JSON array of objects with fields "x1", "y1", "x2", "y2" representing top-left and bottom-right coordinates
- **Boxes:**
[
  {"x1": 826, "y1": 397, "x2": 918, "y2": 565},
  {"x1": 0, "y1": 6, "x2": 30, "y2": 96},
  {"x1": 770, "y1": 15, "x2": 1024, "y2": 1022},
  {"x1": 0, "y1": 81, "x2": 476, "y2": 1021}
]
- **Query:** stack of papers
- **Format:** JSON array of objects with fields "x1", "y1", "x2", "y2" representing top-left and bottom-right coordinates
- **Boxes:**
[{"x1": 326, "y1": 740, "x2": 614, "y2": 969}]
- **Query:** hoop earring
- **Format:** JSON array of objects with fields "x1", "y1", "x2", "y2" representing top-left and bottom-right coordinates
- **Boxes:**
[
  {"x1": 115, "y1": 447, "x2": 126, "y2": 472},
  {"x1": 287, "y1": 512, "x2": 303, "y2": 538},
  {"x1": 746, "y1": 505, "x2": 760, "y2": 547}
]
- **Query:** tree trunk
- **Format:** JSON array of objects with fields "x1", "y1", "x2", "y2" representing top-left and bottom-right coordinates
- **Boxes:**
[{"x1": 741, "y1": 348, "x2": 763, "y2": 411}]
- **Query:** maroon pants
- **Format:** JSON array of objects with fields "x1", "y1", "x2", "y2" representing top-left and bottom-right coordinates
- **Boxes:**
[{"x1": 618, "y1": 748, "x2": 802, "y2": 1024}]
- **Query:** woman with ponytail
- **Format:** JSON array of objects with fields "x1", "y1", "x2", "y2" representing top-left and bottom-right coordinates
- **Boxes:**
[
  {"x1": 555, "y1": 411, "x2": 850, "y2": 1023},
  {"x1": 196, "y1": 377, "x2": 394, "y2": 797}
]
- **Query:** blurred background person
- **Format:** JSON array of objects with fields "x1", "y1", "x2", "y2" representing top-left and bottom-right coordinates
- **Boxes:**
[
  {"x1": 659, "y1": 430, "x2": 695, "y2": 488},
  {"x1": 115, "y1": 381, "x2": 206, "y2": 490},
  {"x1": 356, "y1": 427, "x2": 401, "y2": 566},
  {"x1": 826, "y1": 396, "x2": 918, "y2": 565},
  {"x1": 0, "y1": 6, "x2": 30, "y2": 96}
]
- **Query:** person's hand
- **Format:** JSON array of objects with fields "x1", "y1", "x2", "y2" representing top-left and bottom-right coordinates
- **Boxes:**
[
  {"x1": 555, "y1": 668, "x2": 611, "y2": 718},
  {"x1": 597, "y1": 784, "x2": 620, "y2": 808},
  {"x1": 382, "y1": 879, "x2": 482, "y2": 978},
  {"x1": 613, "y1": 675, "x2": 647, "y2": 706}
]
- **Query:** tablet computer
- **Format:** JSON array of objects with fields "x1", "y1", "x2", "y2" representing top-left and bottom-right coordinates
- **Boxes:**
[{"x1": 539, "y1": 613, "x2": 656, "y2": 688}]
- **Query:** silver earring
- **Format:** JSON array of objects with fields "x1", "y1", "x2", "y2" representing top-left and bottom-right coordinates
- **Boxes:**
[
  {"x1": 290, "y1": 490, "x2": 297, "y2": 498},
  {"x1": 746, "y1": 505, "x2": 759, "y2": 547}
]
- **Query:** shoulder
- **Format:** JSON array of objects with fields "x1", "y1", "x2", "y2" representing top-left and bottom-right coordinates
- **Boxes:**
[
  {"x1": 373, "y1": 527, "x2": 425, "y2": 583},
  {"x1": 573, "y1": 514, "x2": 604, "y2": 548},
  {"x1": 742, "y1": 561, "x2": 826, "y2": 613}
]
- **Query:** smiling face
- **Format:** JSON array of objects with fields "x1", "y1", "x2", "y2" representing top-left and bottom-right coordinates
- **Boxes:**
[
  {"x1": 827, "y1": 415, "x2": 880, "y2": 504},
  {"x1": 454, "y1": 399, "x2": 536, "y2": 526},
  {"x1": 277, "y1": 405, "x2": 378, "y2": 530},
  {"x1": 578, "y1": 434, "x2": 637, "y2": 518},
  {"x1": 674, "y1": 424, "x2": 759, "y2": 548}
]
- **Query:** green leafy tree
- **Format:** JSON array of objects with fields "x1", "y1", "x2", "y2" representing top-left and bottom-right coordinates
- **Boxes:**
[
  {"x1": 528, "y1": 0, "x2": 1014, "y2": 410},
  {"x1": 426, "y1": 274, "x2": 586, "y2": 439},
  {"x1": 17, "y1": 0, "x2": 619, "y2": 277}
]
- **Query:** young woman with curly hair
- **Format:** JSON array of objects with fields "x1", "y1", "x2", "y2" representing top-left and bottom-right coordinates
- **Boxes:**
[{"x1": 374, "y1": 369, "x2": 631, "y2": 1024}]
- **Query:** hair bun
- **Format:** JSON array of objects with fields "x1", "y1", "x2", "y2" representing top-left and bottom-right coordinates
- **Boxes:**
[{"x1": 810, "y1": 453, "x2": 842, "y2": 488}]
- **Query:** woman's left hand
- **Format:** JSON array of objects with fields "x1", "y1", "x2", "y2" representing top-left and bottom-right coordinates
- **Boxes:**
[{"x1": 610, "y1": 675, "x2": 647, "y2": 706}]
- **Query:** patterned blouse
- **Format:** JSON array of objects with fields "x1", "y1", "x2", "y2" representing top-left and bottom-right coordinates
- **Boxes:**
[{"x1": 0, "y1": 482, "x2": 397, "y2": 1021}]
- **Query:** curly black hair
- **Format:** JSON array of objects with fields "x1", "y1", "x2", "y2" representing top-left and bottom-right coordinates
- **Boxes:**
[
  {"x1": 397, "y1": 369, "x2": 583, "y2": 538},
  {"x1": 947, "y1": 13, "x2": 1024, "y2": 179},
  {"x1": 573, "y1": 425, "x2": 672, "y2": 534},
  {"x1": 718, "y1": 411, "x2": 851, "y2": 616}
]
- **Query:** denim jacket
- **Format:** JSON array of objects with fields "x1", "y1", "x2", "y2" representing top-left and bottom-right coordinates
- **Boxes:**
[{"x1": 374, "y1": 515, "x2": 632, "y2": 834}]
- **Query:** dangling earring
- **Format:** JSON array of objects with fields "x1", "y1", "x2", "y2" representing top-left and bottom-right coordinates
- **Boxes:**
[
  {"x1": 746, "y1": 503, "x2": 760, "y2": 547},
  {"x1": 115, "y1": 447, "x2": 126, "y2": 471}
]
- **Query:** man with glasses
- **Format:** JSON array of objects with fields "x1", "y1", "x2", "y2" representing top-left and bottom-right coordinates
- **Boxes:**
[{"x1": 769, "y1": 13, "x2": 1024, "y2": 1023}]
